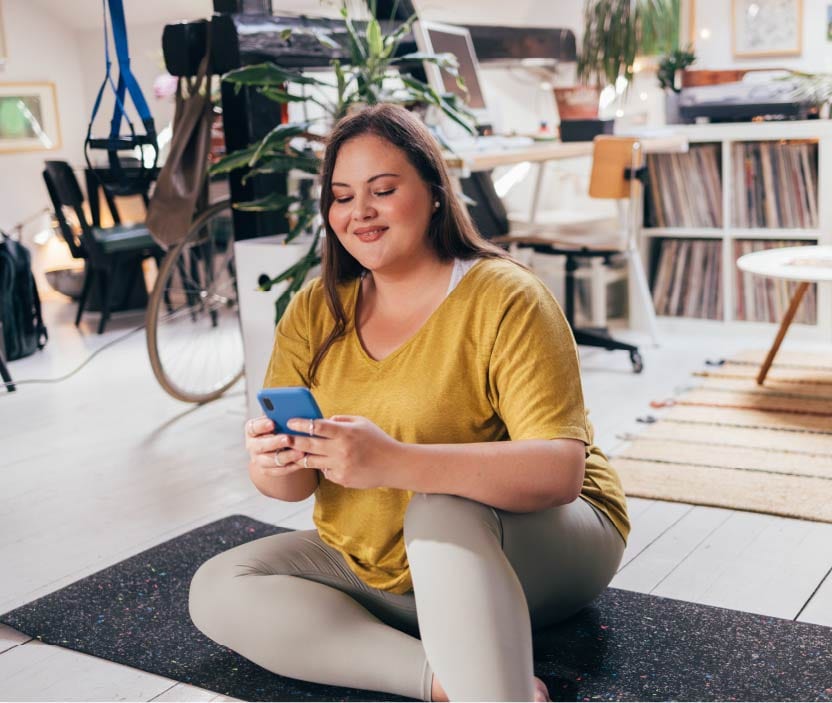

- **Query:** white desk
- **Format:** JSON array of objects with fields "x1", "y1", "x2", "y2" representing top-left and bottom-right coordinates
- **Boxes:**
[
  {"x1": 444, "y1": 140, "x2": 594, "y2": 227},
  {"x1": 737, "y1": 245, "x2": 832, "y2": 384},
  {"x1": 444, "y1": 140, "x2": 594, "y2": 172},
  {"x1": 445, "y1": 135, "x2": 688, "y2": 172},
  {"x1": 445, "y1": 135, "x2": 689, "y2": 232}
]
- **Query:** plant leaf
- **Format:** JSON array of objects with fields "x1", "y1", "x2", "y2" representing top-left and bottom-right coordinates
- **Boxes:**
[
  {"x1": 269, "y1": 232, "x2": 322, "y2": 323},
  {"x1": 367, "y1": 18, "x2": 383, "y2": 57},
  {"x1": 240, "y1": 154, "x2": 320, "y2": 183},
  {"x1": 287, "y1": 210, "x2": 317, "y2": 240},
  {"x1": 310, "y1": 27, "x2": 340, "y2": 49},
  {"x1": 258, "y1": 87, "x2": 310, "y2": 103},
  {"x1": 233, "y1": 192, "x2": 302, "y2": 212},
  {"x1": 382, "y1": 14, "x2": 416, "y2": 59},
  {"x1": 209, "y1": 144, "x2": 258, "y2": 175},
  {"x1": 222, "y1": 63, "x2": 327, "y2": 87},
  {"x1": 342, "y1": 6, "x2": 368, "y2": 63},
  {"x1": 400, "y1": 76, "x2": 476, "y2": 134},
  {"x1": 250, "y1": 121, "x2": 312, "y2": 166}
]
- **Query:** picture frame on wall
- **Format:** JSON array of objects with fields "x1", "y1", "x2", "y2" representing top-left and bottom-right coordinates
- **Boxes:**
[
  {"x1": 0, "y1": 83, "x2": 62, "y2": 153},
  {"x1": 732, "y1": 0, "x2": 803, "y2": 58}
]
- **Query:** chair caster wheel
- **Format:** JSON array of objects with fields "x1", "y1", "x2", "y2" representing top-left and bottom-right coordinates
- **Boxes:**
[{"x1": 630, "y1": 350, "x2": 644, "y2": 373}]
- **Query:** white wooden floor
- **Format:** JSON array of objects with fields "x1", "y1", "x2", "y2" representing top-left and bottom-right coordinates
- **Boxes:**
[{"x1": 1, "y1": 298, "x2": 831, "y2": 701}]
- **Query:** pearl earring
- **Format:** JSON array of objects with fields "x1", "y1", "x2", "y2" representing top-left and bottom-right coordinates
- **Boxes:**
[{"x1": 434, "y1": 201, "x2": 440, "y2": 208}]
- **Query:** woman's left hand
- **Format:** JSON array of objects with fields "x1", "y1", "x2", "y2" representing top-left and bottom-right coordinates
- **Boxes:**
[{"x1": 283, "y1": 415, "x2": 403, "y2": 489}]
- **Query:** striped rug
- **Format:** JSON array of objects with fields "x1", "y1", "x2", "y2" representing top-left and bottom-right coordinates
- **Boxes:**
[{"x1": 611, "y1": 349, "x2": 832, "y2": 523}]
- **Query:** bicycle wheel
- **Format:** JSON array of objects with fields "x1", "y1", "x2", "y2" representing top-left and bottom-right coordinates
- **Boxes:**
[{"x1": 146, "y1": 200, "x2": 244, "y2": 403}]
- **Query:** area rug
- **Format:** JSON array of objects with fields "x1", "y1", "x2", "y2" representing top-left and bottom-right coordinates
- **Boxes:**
[
  {"x1": 612, "y1": 349, "x2": 832, "y2": 523},
  {"x1": 2, "y1": 516, "x2": 832, "y2": 701}
]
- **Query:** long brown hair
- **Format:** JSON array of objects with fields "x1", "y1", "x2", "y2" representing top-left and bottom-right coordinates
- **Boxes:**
[{"x1": 308, "y1": 103, "x2": 521, "y2": 387}]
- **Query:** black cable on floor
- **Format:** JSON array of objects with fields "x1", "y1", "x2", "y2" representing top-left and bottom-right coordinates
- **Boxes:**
[{"x1": 0, "y1": 321, "x2": 147, "y2": 392}]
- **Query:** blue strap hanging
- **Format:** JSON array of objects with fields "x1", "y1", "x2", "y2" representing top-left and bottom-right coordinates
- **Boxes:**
[{"x1": 85, "y1": 0, "x2": 158, "y2": 197}]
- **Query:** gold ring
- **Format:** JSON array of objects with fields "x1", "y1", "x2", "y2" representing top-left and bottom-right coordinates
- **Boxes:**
[
  {"x1": 308, "y1": 419, "x2": 315, "y2": 436},
  {"x1": 303, "y1": 454, "x2": 309, "y2": 469},
  {"x1": 274, "y1": 451, "x2": 284, "y2": 467}
]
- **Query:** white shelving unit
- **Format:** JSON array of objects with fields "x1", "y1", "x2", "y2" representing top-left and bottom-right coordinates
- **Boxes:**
[{"x1": 641, "y1": 119, "x2": 832, "y2": 339}]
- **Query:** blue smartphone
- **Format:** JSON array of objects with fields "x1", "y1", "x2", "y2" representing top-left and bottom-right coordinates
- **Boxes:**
[{"x1": 257, "y1": 387, "x2": 323, "y2": 436}]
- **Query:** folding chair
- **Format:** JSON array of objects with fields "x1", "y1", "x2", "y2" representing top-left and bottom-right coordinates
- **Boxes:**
[{"x1": 42, "y1": 161, "x2": 163, "y2": 334}]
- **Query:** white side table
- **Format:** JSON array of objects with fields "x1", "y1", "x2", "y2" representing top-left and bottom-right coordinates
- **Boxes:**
[{"x1": 736, "y1": 245, "x2": 832, "y2": 385}]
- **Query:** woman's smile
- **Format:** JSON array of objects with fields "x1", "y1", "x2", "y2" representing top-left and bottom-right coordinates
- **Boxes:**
[{"x1": 354, "y1": 225, "x2": 388, "y2": 242}]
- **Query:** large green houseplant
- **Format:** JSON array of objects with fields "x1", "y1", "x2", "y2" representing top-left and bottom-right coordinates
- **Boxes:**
[
  {"x1": 210, "y1": 2, "x2": 475, "y2": 321},
  {"x1": 577, "y1": 0, "x2": 681, "y2": 88}
]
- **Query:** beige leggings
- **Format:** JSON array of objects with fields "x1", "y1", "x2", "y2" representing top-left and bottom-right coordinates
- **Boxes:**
[{"x1": 189, "y1": 494, "x2": 625, "y2": 702}]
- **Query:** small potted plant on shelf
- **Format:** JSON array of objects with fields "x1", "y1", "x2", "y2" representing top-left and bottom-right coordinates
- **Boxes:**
[{"x1": 657, "y1": 47, "x2": 695, "y2": 124}]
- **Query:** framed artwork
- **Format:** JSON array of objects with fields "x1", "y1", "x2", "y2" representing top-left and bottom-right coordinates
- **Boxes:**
[
  {"x1": 0, "y1": 83, "x2": 62, "y2": 153},
  {"x1": 732, "y1": 0, "x2": 803, "y2": 58}
]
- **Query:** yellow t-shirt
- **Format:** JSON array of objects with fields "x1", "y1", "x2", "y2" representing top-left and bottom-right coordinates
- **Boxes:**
[{"x1": 263, "y1": 257, "x2": 630, "y2": 594}]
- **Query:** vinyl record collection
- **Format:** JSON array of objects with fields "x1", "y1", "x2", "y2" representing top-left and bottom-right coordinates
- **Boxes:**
[
  {"x1": 650, "y1": 238, "x2": 723, "y2": 319},
  {"x1": 731, "y1": 141, "x2": 818, "y2": 229},
  {"x1": 733, "y1": 239, "x2": 817, "y2": 324},
  {"x1": 646, "y1": 139, "x2": 819, "y2": 324},
  {"x1": 646, "y1": 144, "x2": 722, "y2": 228}
]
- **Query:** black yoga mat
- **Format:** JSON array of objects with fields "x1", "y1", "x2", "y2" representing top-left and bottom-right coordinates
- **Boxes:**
[{"x1": 2, "y1": 515, "x2": 832, "y2": 702}]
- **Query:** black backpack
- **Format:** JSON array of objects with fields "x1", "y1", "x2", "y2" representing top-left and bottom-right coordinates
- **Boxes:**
[{"x1": 0, "y1": 232, "x2": 48, "y2": 361}]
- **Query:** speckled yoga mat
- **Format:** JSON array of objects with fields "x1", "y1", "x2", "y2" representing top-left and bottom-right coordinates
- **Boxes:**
[
  {"x1": 2, "y1": 515, "x2": 832, "y2": 702},
  {"x1": 613, "y1": 351, "x2": 832, "y2": 523}
]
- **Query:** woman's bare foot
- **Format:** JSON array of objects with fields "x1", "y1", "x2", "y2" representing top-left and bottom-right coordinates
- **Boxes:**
[
  {"x1": 431, "y1": 674, "x2": 550, "y2": 701},
  {"x1": 533, "y1": 676, "x2": 551, "y2": 701}
]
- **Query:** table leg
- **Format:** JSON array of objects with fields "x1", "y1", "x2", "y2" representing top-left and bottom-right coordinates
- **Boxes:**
[
  {"x1": 528, "y1": 162, "x2": 546, "y2": 226},
  {"x1": 756, "y1": 281, "x2": 809, "y2": 385}
]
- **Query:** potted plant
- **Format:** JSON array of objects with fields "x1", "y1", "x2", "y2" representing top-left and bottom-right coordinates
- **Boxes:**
[
  {"x1": 210, "y1": 1, "x2": 475, "y2": 413},
  {"x1": 785, "y1": 71, "x2": 832, "y2": 118},
  {"x1": 212, "y1": 1, "x2": 474, "y2": 318},
  {"x1": 577, "y1": 0, "x2": 680, "y2": 89},
  {"x1": 657, "y1": 47, "x2": 695, "y2": 124}
]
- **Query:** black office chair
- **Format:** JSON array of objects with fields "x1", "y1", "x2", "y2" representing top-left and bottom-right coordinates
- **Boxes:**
[{"x1": 42, "y1": 161, "x2": 163, "y2": 334}]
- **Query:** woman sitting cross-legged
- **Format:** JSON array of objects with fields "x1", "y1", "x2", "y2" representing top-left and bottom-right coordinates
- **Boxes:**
[{"x1": 189, "y1": 103, "x2": 629, "y2": 702}]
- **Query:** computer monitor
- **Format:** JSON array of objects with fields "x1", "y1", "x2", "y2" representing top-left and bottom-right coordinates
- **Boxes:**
[{"x1": 413, "y1": 20, "x2": 490, "y2": 128}]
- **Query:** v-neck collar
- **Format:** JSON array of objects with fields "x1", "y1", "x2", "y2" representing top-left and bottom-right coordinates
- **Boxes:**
[{"x1": 350, "y1": 258, "x2": 485, "y2": 367}]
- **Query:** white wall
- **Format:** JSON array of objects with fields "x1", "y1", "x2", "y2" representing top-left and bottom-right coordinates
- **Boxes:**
[
  {"x1": 0, "y1": 0, "x2": 210, "y2": 290},
  {"x1": 692, "y1": 0, "x2": 832, "y2": 72},
  {"x1": 0, "y1": 0, "x2": 87, "y2": 249},
  {"x1": 417, "y1": 0, "x2": 583, "y2": 29}
]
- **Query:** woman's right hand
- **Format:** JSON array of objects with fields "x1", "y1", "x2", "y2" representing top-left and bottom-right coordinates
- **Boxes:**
[{"x1": 245, "y1": 416, "x2": 307, "y2": 477}]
